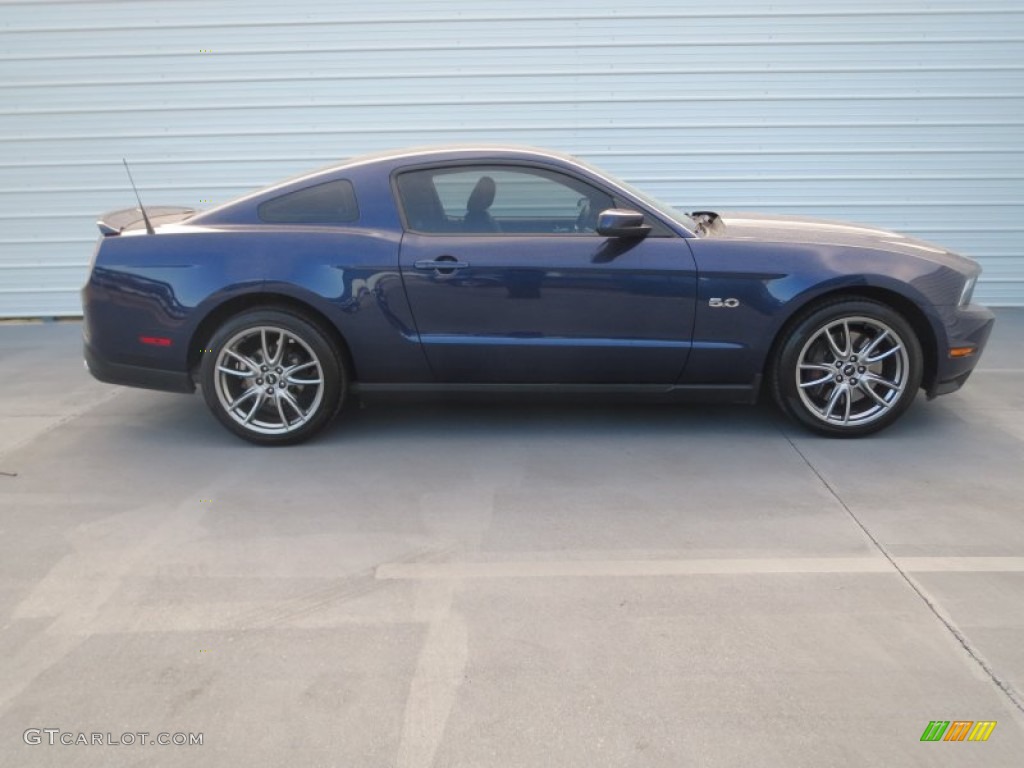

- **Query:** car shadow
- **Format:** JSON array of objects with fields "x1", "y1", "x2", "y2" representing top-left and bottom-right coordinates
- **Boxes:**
[
  {"x1": 324, "y1": 396, "x2": 789, "y2": 447},
  {"x1": 100, "y1": 386, "x2": 993, "y2": 451}
]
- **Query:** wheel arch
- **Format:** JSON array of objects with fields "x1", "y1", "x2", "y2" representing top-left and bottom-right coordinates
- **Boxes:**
[
  {"x1": 763, "y1": 285, "x2": 939, "y2": 394},
  {"x1": 187, "y1": 292, "x2": 356, "y2": 382}
]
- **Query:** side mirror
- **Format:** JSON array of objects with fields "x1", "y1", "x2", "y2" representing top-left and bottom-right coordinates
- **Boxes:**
[{"x1": 595, "y1": 209, "x2": 651, "y2": 238}]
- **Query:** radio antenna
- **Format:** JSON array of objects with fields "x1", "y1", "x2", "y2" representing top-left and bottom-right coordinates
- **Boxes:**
[{"x1": 122, "y1": 158, "x2": 155, "y2": 235}]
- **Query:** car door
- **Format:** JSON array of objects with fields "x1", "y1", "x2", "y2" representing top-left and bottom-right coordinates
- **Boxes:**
[{"x1": 395, "y1": 163, "x2": 697, "y2": 384}]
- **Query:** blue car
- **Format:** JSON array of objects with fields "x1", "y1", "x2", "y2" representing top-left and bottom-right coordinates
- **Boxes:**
[{"x1": 82, "y1": 146, "x2": 994, "y2": 444}]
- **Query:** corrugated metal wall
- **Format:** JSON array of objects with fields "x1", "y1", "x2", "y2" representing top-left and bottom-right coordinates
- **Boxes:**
[{"x1": 1, "y1": 0, "x2": 1022, "y2": 316}]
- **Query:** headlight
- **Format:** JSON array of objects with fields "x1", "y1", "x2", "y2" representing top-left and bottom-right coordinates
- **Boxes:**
[{"x1": 958, "y1": 274, "x2": 977, "y2": 307}]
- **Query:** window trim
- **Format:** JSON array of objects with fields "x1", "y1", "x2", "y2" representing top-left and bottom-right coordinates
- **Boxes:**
[
  {"x1": 257, "y1": 178, "x2": 360, "y2": 226},
  {"x1": 391, "y1": 160, "x2": 677, "y2": 238}
]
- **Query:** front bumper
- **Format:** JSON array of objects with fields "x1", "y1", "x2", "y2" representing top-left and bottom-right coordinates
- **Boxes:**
[
  {"x1": 84, "y1": 340, "x2": 195, "y2": 394},
  {"x1": 926, "y1": 303, "x2": 995, "y2": 399}
]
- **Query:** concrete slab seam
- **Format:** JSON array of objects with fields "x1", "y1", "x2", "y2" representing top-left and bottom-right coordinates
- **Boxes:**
[{"x1": 780, "y1": 429, "x2": 1024, "y2": 718}]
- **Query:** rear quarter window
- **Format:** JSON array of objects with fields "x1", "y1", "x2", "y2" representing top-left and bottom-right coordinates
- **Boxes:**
[{"x1": 258, "y1": 179, "x2": 359, "y2": 224}]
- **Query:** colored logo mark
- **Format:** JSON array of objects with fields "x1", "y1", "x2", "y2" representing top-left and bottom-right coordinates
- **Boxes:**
[{"x1": 920, "y1": 720, "x2": 996, "y2": 742}]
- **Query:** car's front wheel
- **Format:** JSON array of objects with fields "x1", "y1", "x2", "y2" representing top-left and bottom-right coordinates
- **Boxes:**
[
  {"x1": 771, "y1": 298, "x2": 923, "y2": 437},
  {"x1": 200, "y1": 309, "x2": 345, "y2": 445}
]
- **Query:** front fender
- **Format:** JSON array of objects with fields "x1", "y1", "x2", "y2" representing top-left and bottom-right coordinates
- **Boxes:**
[{"x1": 682, "y1": 240, "x2": 958, "y2": 385}]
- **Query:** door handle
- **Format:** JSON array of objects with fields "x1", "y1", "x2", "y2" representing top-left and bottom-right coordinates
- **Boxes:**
[{"x1": 414, "y1": 257, "x2": 470, "y2": 271}]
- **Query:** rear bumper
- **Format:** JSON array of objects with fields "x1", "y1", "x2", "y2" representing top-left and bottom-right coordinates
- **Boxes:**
[
  {"x1": 84, "y1": 341, "x2": 195, "y2": 394},
  {"x1": 927, "y1": 303, "x2": 995, "y2": 398}
]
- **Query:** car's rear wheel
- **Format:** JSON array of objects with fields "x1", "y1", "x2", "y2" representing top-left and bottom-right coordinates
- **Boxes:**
[
  {"x1": 771, "y1": 298, "x2": 923, "y2": 437},
  {"x1": 200, "y1": 309, "x2": 345, "y2": 445}
]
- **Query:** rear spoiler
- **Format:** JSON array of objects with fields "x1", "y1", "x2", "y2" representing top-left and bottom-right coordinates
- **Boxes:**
[{"x1": 97, "y1": 206, "x2": 197, "y2": 236}]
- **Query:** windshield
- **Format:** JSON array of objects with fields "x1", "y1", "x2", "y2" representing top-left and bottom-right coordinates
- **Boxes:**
[{"x1": 569, "y1": 155, "x2": 698, "y2": 233}]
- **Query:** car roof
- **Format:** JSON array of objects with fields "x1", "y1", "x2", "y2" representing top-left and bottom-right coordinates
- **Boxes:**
[
  {"x1": 338, "y1": 144, "x2": 579, "y2": 169},
  {"x1": 281, "y1": 144, "x2": 584, "y2": 187},
  {"x1": 188, "y1": 145, "x2": 591, "y2": 224}
]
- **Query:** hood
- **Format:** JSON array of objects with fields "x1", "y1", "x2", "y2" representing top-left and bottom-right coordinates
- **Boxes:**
[{"x1": 706, "y1": 211, "x2": 976, "y2": 272}]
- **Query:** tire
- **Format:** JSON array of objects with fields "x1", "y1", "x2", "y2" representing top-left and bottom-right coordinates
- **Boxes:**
[
  {"x1": 200, "y1": 309, "x2": 346, "y2": 445},
  {"x1": 770, "y1": 298, "x2": 923, "y2": 437}
]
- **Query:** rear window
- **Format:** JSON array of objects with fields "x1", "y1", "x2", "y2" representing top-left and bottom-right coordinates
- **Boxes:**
[{"x1": 258, "y1": 179, "x2": 359, "y2": 224}]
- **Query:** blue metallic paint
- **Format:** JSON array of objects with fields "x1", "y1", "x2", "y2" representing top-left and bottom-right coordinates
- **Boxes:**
[
  {"x1": 398, "y1": 233, "x2": 697, "y2": 384},
  {"x1": 81, "y1": 146, "x2": 994, "y2": 408}
]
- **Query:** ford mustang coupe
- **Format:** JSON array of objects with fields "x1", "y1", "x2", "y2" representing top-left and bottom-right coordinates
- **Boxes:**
[{"x1": 82, "y1": 146, "x2": 994, "y2": 444}]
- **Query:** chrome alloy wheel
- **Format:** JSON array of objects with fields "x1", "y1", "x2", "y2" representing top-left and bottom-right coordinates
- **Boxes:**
[
  {"x1": 213, "y1": 325, "x2": 325, "y2": 435},
  {"x1": 795, "y1": 315, "x2": 910, "y2": 427}
]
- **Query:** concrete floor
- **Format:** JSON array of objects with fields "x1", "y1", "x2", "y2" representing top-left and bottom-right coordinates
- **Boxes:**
[{"x1": 1, "y1": 310, "x2": 1022, "y2": 767}]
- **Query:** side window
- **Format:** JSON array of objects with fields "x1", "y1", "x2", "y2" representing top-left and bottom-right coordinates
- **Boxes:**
[
  {"x1": 258, "y1": 179, "x2": 359, "y2": 225},
  {"x1": 397, "y1": 166, "x2": 613, "y2": 234}
]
